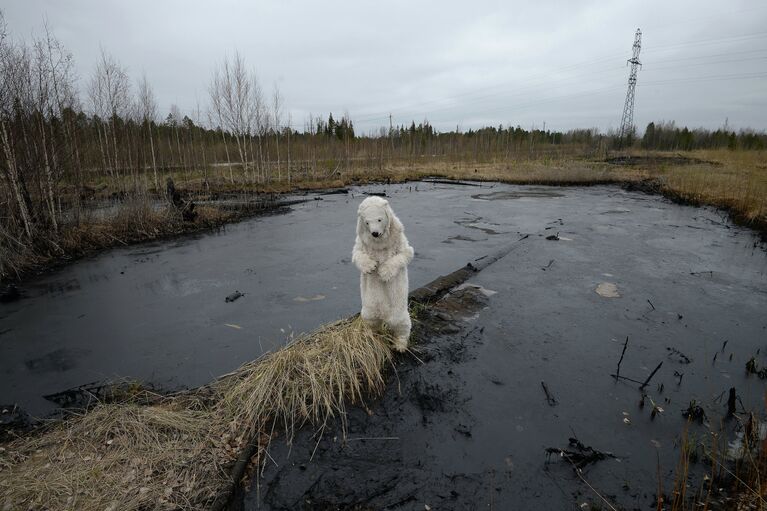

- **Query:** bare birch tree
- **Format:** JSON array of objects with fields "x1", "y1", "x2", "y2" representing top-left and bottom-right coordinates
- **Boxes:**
[
  {"x1": 137, "y1": 73, "x2": 159, "y2": 189},
  {"x1": 208, "y1": 52, "x2": 259, "y2": 181},
  {"x1": 88, "y1": 48, "x2": 130, "y2": 180},
  {"x1": 272, "y1": 86, "x2": 282, "y2": 180}
]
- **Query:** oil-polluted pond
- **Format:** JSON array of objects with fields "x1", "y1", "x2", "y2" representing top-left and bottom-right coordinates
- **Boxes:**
[{"x1": 1, "y1": 181, "x2": 766, "y2": 509}]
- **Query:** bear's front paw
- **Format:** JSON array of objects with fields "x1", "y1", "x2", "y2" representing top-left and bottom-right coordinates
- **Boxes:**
[
  {"x1": 377, "y1": 262, "x2": 398, "y2": 282},
  {"x1": 359, "y1": 258, "x2": 377, "y2": 274}
]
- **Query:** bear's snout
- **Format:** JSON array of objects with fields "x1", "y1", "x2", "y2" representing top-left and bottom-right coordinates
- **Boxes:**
[{"x1": 371, "y1": 231, "x2": 380, "y2": 238}]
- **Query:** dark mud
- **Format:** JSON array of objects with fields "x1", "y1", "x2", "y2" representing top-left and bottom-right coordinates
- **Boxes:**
[
  {"x1": 471, "y1": 189, "x2": 565, "y2": 200},
  {"x1": 421, "y1": 178, "x2": 483, "y2": 187},
  {"x1": 606, "y1": 154, "x2": 719, "y2": 166},
  {"x1": 0, "y1": 404, "x2": 30, "y2": 442}
]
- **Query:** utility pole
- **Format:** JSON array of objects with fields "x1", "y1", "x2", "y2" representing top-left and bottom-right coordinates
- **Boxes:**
[{"x1": 618, "y1": 28, "x2": 642, "y2": 148}]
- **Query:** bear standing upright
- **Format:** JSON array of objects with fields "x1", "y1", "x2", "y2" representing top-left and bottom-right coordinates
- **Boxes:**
[{"x1": 352, "y1": 196, "x2": 414, "y2": 351}]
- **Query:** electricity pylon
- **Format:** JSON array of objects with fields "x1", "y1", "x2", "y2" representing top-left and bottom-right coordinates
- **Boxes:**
[{"x1": 618, "y1": 28, "x2": 642, "y2": 148}]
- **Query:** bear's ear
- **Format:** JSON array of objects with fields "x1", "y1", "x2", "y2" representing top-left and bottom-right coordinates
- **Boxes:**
[
  {"x1": 385, "y1": 202, "x2": 403, "y2": 237},
  {"x1": 356, "y1": 214, "x2": 365, "y2": 237}
]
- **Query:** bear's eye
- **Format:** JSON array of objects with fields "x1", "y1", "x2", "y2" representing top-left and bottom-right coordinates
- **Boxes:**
[{"x1": 377, "y1": 219, "x2": 381, "y2": 222}]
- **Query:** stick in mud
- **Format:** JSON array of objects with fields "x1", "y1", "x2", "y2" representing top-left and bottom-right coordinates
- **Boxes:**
[
  {"x1": 640, "y1": 361, "x2": 663, "y2": 390},
  {"x1": 646, "y1": 299, "x2": 655, "y2": 311},
  {"x1": 541, "y1": 381, "x2": 557, "y2": 406},
  {"x1": 615, "y1": 336, "x2": 629, "y2": 379},
  {"x1": 611, "y1": 374, "x2": 646, "y2": 385}
]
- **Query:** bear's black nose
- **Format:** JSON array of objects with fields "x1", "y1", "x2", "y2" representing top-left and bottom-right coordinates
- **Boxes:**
[{"x1": 372, "y1": 232, "x2": 380, "y2": 238}]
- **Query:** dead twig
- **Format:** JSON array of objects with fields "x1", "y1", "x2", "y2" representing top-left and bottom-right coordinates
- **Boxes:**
[
  {"x1": 610, "y1": 374, "x2": 645, "y2": 385},
  {"x1": 615, "y1": 336, "x2": 629, "y2": 379},
  {"x1": 541, "y1": 381, "x2": 557, "y2": 406},
  {"x1": 640, "y1": 362, "x2": 664, "y2": 389}
]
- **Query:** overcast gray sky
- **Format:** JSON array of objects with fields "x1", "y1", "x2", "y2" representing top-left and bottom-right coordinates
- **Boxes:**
[{"x1": 3, "y1": 0, "x2": 766, "y2": 133}]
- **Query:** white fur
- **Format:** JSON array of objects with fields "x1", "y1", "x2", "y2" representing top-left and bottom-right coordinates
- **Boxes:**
[{"x1": 352, "y1": 196, "x2": 414, "y2": 351}]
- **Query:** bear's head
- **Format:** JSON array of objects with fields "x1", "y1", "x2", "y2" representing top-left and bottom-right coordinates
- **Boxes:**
[{"x1": 357, "y1": 196, "x2": 402, "y2": 244}]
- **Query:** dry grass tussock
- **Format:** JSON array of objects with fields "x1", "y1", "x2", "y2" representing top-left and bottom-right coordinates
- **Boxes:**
[
  {"x1": 215, "y1": 316, "x2": 395, "y2": 442},
  {"x1": 0, "y1": 316, "x2": 396, "y2": 510},
  {"x1": 0, "y1": 400, "x2": 232, "y2": 511}
]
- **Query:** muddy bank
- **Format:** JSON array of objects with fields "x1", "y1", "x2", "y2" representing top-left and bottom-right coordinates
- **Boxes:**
[
  {"x1": 216, "y1": 261, "x2": 509, "y2": 511},
  {"x1": 0, "y1": 195, "x2": 295, "y2": 287},
  {"x1": 623, "y1": 179, "x2": 767, "y2": 239},
  {"x1": 236, "y1": 284, "x2": 497, "y2": 511},
  {"x1": 605, "y1": 154, "x2": 720, "y2": 166}
]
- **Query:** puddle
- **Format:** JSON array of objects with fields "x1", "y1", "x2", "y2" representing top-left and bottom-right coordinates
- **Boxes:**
[
  {"x1": 442, "y1": 235, "x2": 485, "y2": 243},
  {"x1": 454, "y1": 216, "x2": 506, "y2": 235},
  {"x1": 471, "y1": 190, "x2": 564, "y2": 200}
]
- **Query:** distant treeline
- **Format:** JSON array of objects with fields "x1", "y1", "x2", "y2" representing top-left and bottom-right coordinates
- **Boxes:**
[{"x1": 641, "y1": 121, "x2": 765, "y2": 151}]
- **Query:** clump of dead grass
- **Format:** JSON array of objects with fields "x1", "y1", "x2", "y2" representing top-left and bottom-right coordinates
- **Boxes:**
[
  {"x1": 0, "y1": 400, "x2": 233, "y2": 511},
  {"x1": 0, "y1": 316, "x2": 396, "y2": 510},
  {"x1": 215, "y1": 316, "x2": 395, "y2": 442}
]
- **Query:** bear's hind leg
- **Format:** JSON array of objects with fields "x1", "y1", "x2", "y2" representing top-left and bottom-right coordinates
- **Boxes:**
[
  {"x1": 360, "y1": 306, "x2": 383, "y2": 331},
  {"x1": 387, "y1": 311, "x2": 411, "y2": 352}
]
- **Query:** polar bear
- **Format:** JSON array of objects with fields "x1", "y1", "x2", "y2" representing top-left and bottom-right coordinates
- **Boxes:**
[{"x1": 352, "y1": 196, "x2": 415, "y2": 352}]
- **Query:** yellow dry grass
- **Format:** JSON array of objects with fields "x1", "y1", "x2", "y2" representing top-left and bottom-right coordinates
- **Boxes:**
[
  {"x1": 0, "y1": 400, "x2": 231, "y2": 511},
  {"x1": 653, "y1": 150, "x2": 767, "y2": 226},
  {"x1": 215, "y1": 316, "x2": 395, "y2": 441},
  {"x1": 0, "y1": 317, "x2": 396, "y2": 510}
]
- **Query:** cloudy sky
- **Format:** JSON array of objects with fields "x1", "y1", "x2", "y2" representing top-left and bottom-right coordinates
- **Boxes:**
[{"x1": 3, "y1": 0, "x2": 766, "y2": 133}]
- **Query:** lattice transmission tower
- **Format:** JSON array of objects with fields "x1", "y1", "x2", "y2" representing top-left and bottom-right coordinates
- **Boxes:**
[{"x1": 618, "y1": 28, "x2": 642, "y2": 147}]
